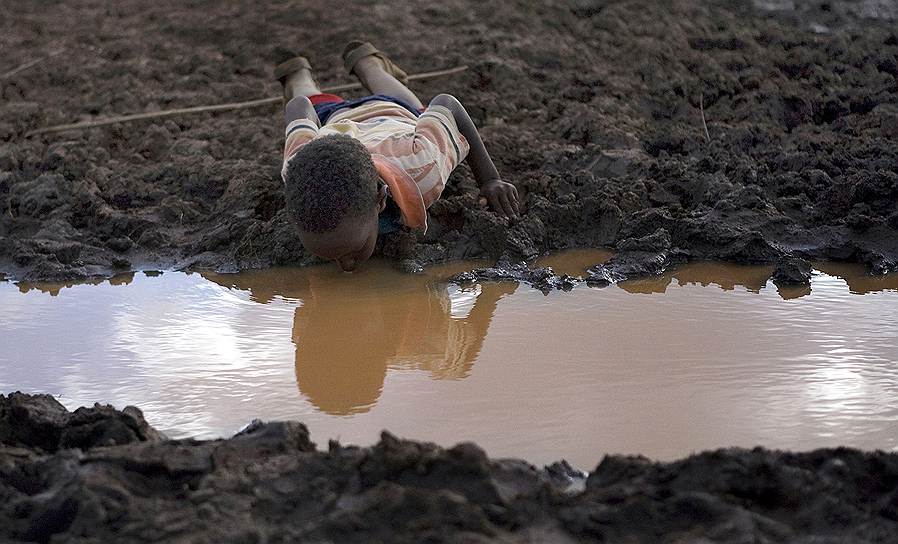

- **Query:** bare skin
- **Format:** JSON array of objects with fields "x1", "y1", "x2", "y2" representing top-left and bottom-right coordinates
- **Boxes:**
[
  {"x1": 282, "y1": 52, "x2": 519, "y2": 271},
  {"x1": 283, "y1": 69, "x2": 321, "y2": 124},
  {"x1": 429, "y1": 93, "x2": 520, "y2": 218},
  {"x1": 353, "y1": 57, "x2": 424, "y2": 109}
]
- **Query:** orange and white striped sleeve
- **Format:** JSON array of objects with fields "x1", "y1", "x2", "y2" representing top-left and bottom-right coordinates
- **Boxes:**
[{"x1": 412, "y1": 104, "x2": 470, "y2": 207}]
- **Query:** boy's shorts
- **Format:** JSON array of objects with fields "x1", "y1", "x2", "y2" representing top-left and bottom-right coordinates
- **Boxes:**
[{"x1": 310, "y1": 93, "x2": 424, "y2": 124}]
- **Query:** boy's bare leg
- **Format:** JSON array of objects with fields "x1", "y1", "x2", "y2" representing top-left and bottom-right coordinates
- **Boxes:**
[
  {"x1": 284, "y1": 68, "x2": 320, "y2": 100},
  {"x1": 353, "y1": 57, "x2": 424, "y2": 110},
  {"x1": 283, "y1": 68, "x2": 322, "y2": 126}
]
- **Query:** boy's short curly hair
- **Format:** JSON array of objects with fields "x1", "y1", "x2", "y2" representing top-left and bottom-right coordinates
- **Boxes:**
[{"x1": 284, "y1": 134, "x2": 380, "y2": 233}]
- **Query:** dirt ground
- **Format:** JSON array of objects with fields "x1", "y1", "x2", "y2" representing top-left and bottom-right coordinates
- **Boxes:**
[
  {"x1": 1, "y1": 0, "x2": 896, "y2": 281},
  {"x1": 3, "y1": 2, "x2": 898, "y2": 539},
  {"x1": 3, "y1": 392, "x2": 898, "y2": 544}
]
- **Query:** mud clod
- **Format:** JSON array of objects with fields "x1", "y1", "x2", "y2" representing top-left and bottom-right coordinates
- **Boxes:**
[
  {"x1": 771, "y1": 256, "x2": 813, "y2": 285},
  {"x1": 0, "y1": 392, "x2": 161, "y2": 452},
  {"x1": 586, "y1": 249, "x2": 683, "y2": 285},
  {"x1": 450, "y1": 257, "x2": 578, "y2": 293},
  {"x1": 2, "y1": 393, "x2": 898, "y2": 543},
  {"x1": 617, "y1": 228, "x2": 672, "y2": 253}
]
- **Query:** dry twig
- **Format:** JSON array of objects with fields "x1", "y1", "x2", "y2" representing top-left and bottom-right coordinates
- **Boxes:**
[
  {"x1": 699, "y1": 92, "x2": 711, "y2": 143},
  {"x1": 25, "y1": 65, "x2": 469, "y2": 138},
  {"x1": 1, "y1": 49, "x2": 64, "y2": 80}
]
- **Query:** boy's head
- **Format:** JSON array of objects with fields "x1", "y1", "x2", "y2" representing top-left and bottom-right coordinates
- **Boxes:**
[{"x1": 284, "y1": 134, "x2": 387, "y2": 271}]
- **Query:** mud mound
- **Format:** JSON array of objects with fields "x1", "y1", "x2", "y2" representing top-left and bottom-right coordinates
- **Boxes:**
[
  {"x1": 2, "y1": 392, "x2": 896, "y2": 543},
  {"x1": 1, "y1": 0, "x2": 897, "y2": 280}
]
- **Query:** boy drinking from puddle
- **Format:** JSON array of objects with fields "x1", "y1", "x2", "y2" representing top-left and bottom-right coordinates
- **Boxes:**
[{"x1": 277, "y1": 41, "x2": 519, "y2": 271}]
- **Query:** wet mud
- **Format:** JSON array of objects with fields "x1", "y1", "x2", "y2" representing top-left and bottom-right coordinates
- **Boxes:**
[
  {"x1": 4, "y1": 1, "x2": 898, "y2": 540},
  {"x1": 1, "y1": 0, "x2": 897, "y2": 280},
  {"x1": 2, "y1": 393, "x2": 898, "y2": 543}
]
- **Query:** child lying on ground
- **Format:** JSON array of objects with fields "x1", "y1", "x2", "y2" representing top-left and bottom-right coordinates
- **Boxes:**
[{"x1": 277, "y1": 40, "x2": 519, "y2": 272}]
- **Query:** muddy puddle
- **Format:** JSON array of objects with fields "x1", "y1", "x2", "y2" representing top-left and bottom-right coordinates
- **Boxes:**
[{"x1": 2, "y1": 252, "x2": 898, "y2": 467}]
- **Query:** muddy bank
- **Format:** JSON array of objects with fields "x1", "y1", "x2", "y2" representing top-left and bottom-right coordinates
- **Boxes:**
[
  {"x1": 1, "y1": 0, "x2": 896, "y2": 281},
  {"x1": 1, "y1": 392, "x2": 896, "y2": 543}
]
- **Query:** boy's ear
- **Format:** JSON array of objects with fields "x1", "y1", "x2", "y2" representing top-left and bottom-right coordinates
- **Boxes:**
[{"x1": 377, "y1": 184, "x2": 388, "y2": 212}]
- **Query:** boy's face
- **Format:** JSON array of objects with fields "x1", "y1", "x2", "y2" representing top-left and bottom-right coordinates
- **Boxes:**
[
  {"x1": 298, "y1": 211, "x2": 378, "y2": 272},
  {"x1": 298, "y1": 190, "x2": 387, "y2": 272},
  {"x1": 296, "y1": 181, "x2": 389, "y2": 272}
]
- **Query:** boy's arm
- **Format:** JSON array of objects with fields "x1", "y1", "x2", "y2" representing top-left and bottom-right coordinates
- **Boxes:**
[{"x1": 429, "y1": 94, "x2": 519, "y2": 218}]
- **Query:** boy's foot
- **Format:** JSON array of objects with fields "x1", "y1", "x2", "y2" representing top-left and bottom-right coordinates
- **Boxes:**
[
  {"x1": 342, "y1": 41, "x2": 409, "y2": 85},
  {"x1": 274, "y1": 54, "x2": 321, "y2": 100},
  {"x1": 274, "y1": 54, "x2": 312, "y2": 84}
]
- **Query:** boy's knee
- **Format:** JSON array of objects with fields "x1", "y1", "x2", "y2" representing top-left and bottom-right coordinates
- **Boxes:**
[
  {"x1": 289, "y1": 95, "x2": 313, "y2": 105},
  {"x1": 431, "y1": 93, "x2": 460, "y2": 108},
  {"x1": 285, "y1": 95, "x2": 315, "y2": 123},
  {"x1": 286, "y1": 95, "x2": 313, "y2": 112}
]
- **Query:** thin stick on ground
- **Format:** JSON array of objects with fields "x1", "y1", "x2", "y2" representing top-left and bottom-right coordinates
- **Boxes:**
[
  {"x1": 25, "y1": 65, "x2": 469, "y2": 138},
  {"x1": 699, "y1": 92, "x2": 711, "y2": 143},
  {"x1": 1, "y1": 49, "x2": 64, "y2": 80}
]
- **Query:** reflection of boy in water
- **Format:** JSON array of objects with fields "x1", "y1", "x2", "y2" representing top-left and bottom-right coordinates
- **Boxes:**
[
  {"x1": 292, "y1": 270, "x2": 516, "y2": 415},
  {"x1": 200, "y1": 266, "x2": 516, "y2": 415},
  {"x1": 277, "y1": 41, "x2": 519, "y2": 272}
]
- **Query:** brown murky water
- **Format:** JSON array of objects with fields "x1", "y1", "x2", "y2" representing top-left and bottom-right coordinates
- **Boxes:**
[{"x1": 2, "y1": 251, "x2": 898, "y2": 467}]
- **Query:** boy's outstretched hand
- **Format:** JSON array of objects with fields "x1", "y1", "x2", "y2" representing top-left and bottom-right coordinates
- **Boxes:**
[
  {"x1": 480, "y1": 179, "x2": 520, "y2": 218},
  {"x1": 429, "y1": 94, "x2": 522, "y2": 220}
]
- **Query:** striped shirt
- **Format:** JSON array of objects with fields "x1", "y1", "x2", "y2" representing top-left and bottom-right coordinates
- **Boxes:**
[{"x1": 282, "y1": 100, "x2": 470, "y2": 231}]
